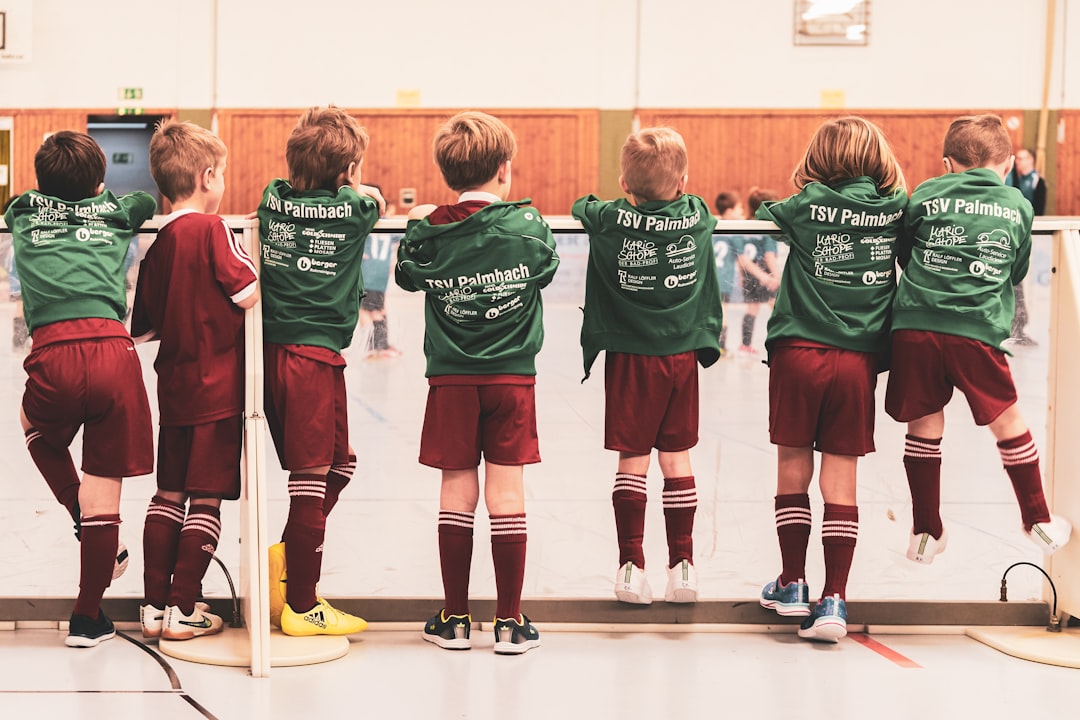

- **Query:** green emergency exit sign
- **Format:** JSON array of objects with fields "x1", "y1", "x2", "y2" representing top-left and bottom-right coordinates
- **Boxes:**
[{"x1": 119, "y1": 87, "x2": 143, "y2": 101}]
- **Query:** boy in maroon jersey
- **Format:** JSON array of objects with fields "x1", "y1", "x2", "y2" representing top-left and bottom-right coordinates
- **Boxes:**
[{"x1": 132, "y1": 120, "x2": 259, "y2": 641}]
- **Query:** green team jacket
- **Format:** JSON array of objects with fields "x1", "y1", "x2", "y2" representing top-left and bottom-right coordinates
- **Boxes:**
[
  {"x1": 4, "y1": 189, "x2": 156, "y2": 333},
  {"x1": 893, "y1": 168, "x2": 1033, "y2": 352},
  {"x1": 257, "y1": 180, "x2": 380, "y2": 352},
  {"x1": 755, "y1": 177, "x2": 906, "y2": 355},
  {"x1": 395, "y1": 200, "x2": 559, "y2": 377},
  {"x1": 571, "y1": 193, "x2": 723, "y2": 379}
]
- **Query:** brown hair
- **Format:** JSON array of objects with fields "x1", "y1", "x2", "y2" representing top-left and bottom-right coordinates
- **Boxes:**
[
  {"x1": 943, "y1": 114, "x2": 1012, "y2": 168},
  {"x1": 34, "y1": 131, "x2": 106, "y2": 201},
  {"x1": 433, "y1": 111, "x2": 517, "y2": 192},
  {"x1": 621, "y1": 127, "x2": 688, "y2": 202},
  {"x1": 287, "y1": 106, "x2": 369, "y2": 192},
  {"x1": 792, "y1": 116, "x2": 905, "y2": 194},
  {"x1": 149, "y1": 120, "x2": 227, "y2": 202},
  {"x1": 714, "y1": 191, "x2": 741, "y2": 215},
  {"x1": 747, "y1": 187, "x2": 779, "y2": 214}
]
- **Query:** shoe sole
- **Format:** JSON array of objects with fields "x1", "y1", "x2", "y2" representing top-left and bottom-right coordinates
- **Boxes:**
[
  {"x1": 759, "y1": 598, "x2": 811, "y2": 617},
  {"x1": 161, "y1": 625, "x2": 224, "y2": 641},
  {"x1": 615, "y1": 588, "x2": 652, "y2": 605},
  {"x1": 798, "y1": 620, "x2": 847, "y2": 642},
  {"x1": 65, "y1": 631, "x2": 116, "y2": 648},
  {"x1": 494, "y1": 639, "x2": 541, "y2": 655},
  {"x1": 421, "y1": 632, "x2": 471, "y2": 650},
  {"x1": 665, "y1": 587, "x2": 698, "y2": 603}
]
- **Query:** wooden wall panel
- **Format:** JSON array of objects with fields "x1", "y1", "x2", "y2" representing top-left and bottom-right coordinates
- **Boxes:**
[
  {"x1": 4, "y1": 110, "x2": 89, "y2": 194},
  {"x1": 637, "y1": 109, "x2": 1027, "y2": 212},
  {"x1": 1057, "y1": 111, "x2": 1080, "y2": 216},
  {"x1": 216, "y1": 109, "x2": 599, "y2": 218}
]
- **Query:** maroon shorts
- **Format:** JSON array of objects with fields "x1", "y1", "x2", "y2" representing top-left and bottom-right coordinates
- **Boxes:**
[
  {"x1": 768, "y1": 343, "x2": 877, "y2": 456},
  {"x1": 885, "y1": 330, "x2": 1017, "y2": 425},
  {"x1": 419, "y1": 381, "x2": 540, "y2": 470},
  {"x1": 157, "y1": 415, "x2": 243, "y2": 500},
  {"x1": 264, "y1": 343, "x2": 349, "y2": 470},
  {"x1": 605, "y1": 351, "x2": 699, "y2": 454},
  {"x1": 22, "y1": 336, "x2": 154, "y2": 477}
]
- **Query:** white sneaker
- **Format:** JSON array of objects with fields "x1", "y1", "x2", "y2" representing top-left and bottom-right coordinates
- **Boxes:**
[
  {"x1": 1026, "y1": 515, "x2": 1072, "y2": 555},
  {"x1": 664, "y1": 559, "x2": 698, "y2": 603},
  {"x1": 614, "y1": 562, "x2": 653, "y2": 605},
  {"x1": 907, "y1": 527, "x2": 948, "y2": 564},
  {"x1": 161, "y1": 603, "x2": 224, "y2": 641},
  {"x1": 142, "y1": 601, "x2": 211, "y2": 639}
]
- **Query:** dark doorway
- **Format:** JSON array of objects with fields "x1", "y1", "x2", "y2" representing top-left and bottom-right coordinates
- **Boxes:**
[{"x1": 87, "y1": 114, "x2": 167, "y2": 211}]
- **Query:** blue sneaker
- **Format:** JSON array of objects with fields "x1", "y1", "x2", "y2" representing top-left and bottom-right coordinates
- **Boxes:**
[
  {"x1": 759, "y1": 576, "x2": 810, "y2": 617},
  {"x1": 798, "y1": 594, "x2": 847, "y2": 642},
  {"x1": 422, "y1": 610, "x2": 472, "y2": 650}
]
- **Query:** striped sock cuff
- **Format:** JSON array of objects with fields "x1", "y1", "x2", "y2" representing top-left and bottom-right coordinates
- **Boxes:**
[
  {"x1": 905, "y1": 434, "x2": 942, "y2": 461},
  {"x1": 999, "y1": 434, "x2": 1039, "y2": 466},
  {"x1": 24, "y1": 428, "x2": 43, "y2": 449},
  {"x1": 80, "y1": 514, "x2": 121, "y2": 528},
  {"x1": 330, "y1": 455, "x2": 357, "y2": 479},
  {"x1": 822, "y1": 505, "x2": 859, "y2": 545},
  {"x1": 775, "y1": 505, "x2": 812, "y2": 530},
  {"x1": 182, "y1": 509, "x2": 222, "y2": 543},
  {"x1": 490, "y1": 513, "x2": 527, "y2": 540},
  {"x1": 613, "y1": 473, "x2": 648, "y2": 497},
  {"x1": 662, "y1": 482, "x2": 697, "y2": 510},
  {"x1": 288, "y1": 473, "x2": 327, "y2": 500},
  {"x1": 438, "y1": 510, "x2": 476, "y2": 533},
  {"x1": 147, "y1": 497, "x2": 186, "y2": 525}
]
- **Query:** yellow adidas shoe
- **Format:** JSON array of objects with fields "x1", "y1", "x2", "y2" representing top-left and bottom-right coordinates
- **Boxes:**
[
  {"x1": 280, "y1": 598, "x2": 368, "y2": 637},
  {"x1": 267, "y1": 542, "x2": 287, "y2": 628}
]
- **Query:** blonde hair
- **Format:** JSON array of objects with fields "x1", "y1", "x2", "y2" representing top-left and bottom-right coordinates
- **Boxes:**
[
  {"x1": 433, "y1": 111, "x2": 517, "y2": 192},
  {"x1": 943, "y1": 114, "x2": 1012, "y2": 168},
  {"x1": 621, "y1": 127, "x2": 688, "y2": 202},
  {"x1": 792, "y1": 116, "x2": 905, "y2": 194},
  {"x1": 149, "y1": 120, "x2": 227, "y2": 202},
  {"x1": 287, "y1": 106, "x2": 369, "y2": 192}
]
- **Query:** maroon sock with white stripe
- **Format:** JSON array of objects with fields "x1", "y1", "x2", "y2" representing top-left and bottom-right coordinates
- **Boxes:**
[
  {"x1": 821, "y1": 504, "x2": 858, "y2": 600},
  {"x1": 438, "y1": 510, "x2": 474, "y2": 616},
  {"x1": 491, "y1": 514, "x2": 527, "y2": 620},
  {"x1": 142, "y1": 495, "x2": 186, "y2": 608},
  {"x1": 775, "y1": 493, "x2": 812, "y2": 586},
  {"x1": 322, "y1": 455, "x2": 356, "y2": 518},
  {"x1": 663, "y1": 476, "x2": 697, "y2": 567},
  {"x1": 73, "y1": 514, "x2": 120, "y2": 618},
  {"x1": 283, "y1": 473, "x2": 327, "y2": 614},
  {"x1": 998, "y1": 432, "x2": 1051, "y2": 530},
  {"x1": 25, "y1": 428, "x2": 81, "y2": 523},
  {"x1": 167, "y1": 504, "x2": 222, "y2": 615},
  {"x1": 904, "y1": 434, "x2": 943, "y2": 538},
  {"x1": 612, "y1": 473, "x2": 647, "y2": 568}
]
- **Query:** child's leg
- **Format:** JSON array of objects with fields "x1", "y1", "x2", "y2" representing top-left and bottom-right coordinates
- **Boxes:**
[
  {"x1": 613, "y1": 453, "x2": 650, "y2": 569},
  {"x1": 283, "y1": 464, "x2": 330, "y2": 614},
  {"x1": 741, "y1": 304, "x2": 758, "y2": 348},
  {"x1": 819, "y1": 453, "x2": 858, "y2": 600},
  {"x1": 657, "y1": 450, "x2": 695, "y2": 568},
  {"x1": 21, "y1": 408, "x2": 80, "y2": 525},
  {"x1": 323, "y1": 447, "x2": 356, "y2": 518},
  {"x1": 167, "y1": 499, "x2": 223, "y2": 614},
  {"x1": 485, "y1": 462, "x2": 526, "y2": 621},
  {"x1": 906, "y1": 412, "x2": 946, "y2": 539},
  {"x1": 439, "y1": 469, "x2": 480, "y2": 616},
  {"x1": 73, "y1": 473, "x2": 122, "y2": 619},
  {"x1": 775, "y1": 445, "x2": 814, "y2": 584},
  {"x1": 142, "y1": 491, "x2": 186, "y2": 609},
  {"x1": 988, "y1": 404, "x2": 1051, "y2": 530}
]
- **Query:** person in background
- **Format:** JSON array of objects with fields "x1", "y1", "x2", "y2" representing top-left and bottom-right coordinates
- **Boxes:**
[{"x1": 1004, "y1": 147, "x2": 1046, "y2": 346}]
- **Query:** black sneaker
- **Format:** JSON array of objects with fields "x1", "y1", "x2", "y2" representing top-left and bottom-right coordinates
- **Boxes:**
[
  {"x1": 65, "y1": 611, "x2": 116, "y2": 648},
  {"x1": 422, "y1": 610, "x2": 471, "y2": 650},
  {"x1": 493, "y1": 614, "x2": 541, "y2": 655}
]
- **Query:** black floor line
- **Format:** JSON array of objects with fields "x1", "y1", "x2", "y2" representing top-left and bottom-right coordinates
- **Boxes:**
[{"x1": 118, "y1": 630, "x2": 220, "y2": 720}]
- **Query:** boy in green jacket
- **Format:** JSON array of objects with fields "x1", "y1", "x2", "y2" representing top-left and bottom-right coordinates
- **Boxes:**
[
  {"x1": 886, "y1": 114, "x2": 1071, "y2": 563},
  {"x1": 397, "y1": 111, "x2": 559, "y2": 655},
  {"x1": 572, "y1": 127, "x2": 722, "y2": 606}
]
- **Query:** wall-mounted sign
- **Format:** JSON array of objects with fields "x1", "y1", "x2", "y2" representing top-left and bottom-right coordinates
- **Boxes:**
[{"x1": 794, "y1": 0, "x2": 869, "y2": 46}]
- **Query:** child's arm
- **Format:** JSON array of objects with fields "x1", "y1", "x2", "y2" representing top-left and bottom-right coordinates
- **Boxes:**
[{"x1": 356, "y1": 184, "x2": 387, "y2": 216}]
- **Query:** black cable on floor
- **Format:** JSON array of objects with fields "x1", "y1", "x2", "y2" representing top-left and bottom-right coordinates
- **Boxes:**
[{"x1": 118, "y1": 631, "x2": 221, "y2": 720}]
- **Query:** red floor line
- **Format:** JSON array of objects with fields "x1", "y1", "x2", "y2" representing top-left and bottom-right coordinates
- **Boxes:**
[{"x1": 848, "y1": 633, "x2": 923, "y2": 668}]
